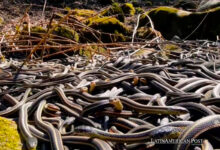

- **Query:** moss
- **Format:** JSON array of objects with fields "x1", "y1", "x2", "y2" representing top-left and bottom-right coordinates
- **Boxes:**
[
  {"x1": 144, "y1": 1, "x2": 153, "y2": 6},
  {"x1": 101, "y1": 3, "x2": 125, "y2": 22},
  {"x1": 53, "y1": 25, "x2": 79, "y2": 42},
  {"x1": 136, "y1": 7, "x2": 144, "y2": 14},
  {"x1": 0, "y1": 17, "x2": 4, "y2": 25},
  {"x1": 31, "y1": 26, "x2": 47, "y2": 33},
  {"x1": 79, "y1": 46, "x2": 107, "y2": 59},
  {"x1": 121, "y1": 3, "x2": 136, "y2": 16},
  {"x1": 88, "y1": 16, "x2": 128, "y2": 34},
  {"x1": 0, "y1": 117, "x2": 22, "y2": 150},
  {"x1": 72, "y1": 9, "x2": 96, "y2": 18}
]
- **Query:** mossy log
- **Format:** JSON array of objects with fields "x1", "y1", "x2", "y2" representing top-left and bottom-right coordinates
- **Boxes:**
[{"x1": 140, "y1": 6, "x2": 220, "y2": 40}]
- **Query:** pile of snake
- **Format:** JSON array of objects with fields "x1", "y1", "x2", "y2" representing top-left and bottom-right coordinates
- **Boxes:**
[{"x1": 0, "y1": 40, "x2": 220, "y2": 150}]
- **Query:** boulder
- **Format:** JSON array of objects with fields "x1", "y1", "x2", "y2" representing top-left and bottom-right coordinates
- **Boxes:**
[
  {"x1": 174, "y1": 0, "x2": 197, "y2": 10},
  {"x1": 88, "y1": 17, "x2": 128, "y2": 34},
  {"x1": 140, "y1": 6, "x2": 220, "y2": 40},
  {"x1": 121, "y1": 3, "x2": 136, "y2": 16}
]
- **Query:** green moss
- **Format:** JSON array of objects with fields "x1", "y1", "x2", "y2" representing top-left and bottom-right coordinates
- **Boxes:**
[
  {"x1": 53, "y1": 25, "x2": 79, "y2": 42},
  {"x1": 121, "y1": 3, "x2": 136, "y2": 16},
  {"x1": 88, "y1": 16, "x2": 128, "y2": 34},
  {"x1": 0, "y1": 117, "x2": 22, "y2": 150}
]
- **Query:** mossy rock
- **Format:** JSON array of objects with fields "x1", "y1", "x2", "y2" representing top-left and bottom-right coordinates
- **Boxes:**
[
  {"x1": 88, "y1": 16, "x2": 128, "y2": 34},
  {"x1": 121, "y1": 3, "x2": 136, "y2": 16},
  {"x1": 72, "y1": 9, "x2": 96, "y2": 18},
  {"x1": 101, "y1": 3, "x2": 125, "y2": 22},
  {"x1": 53, "y1": 25, "x2": 79, "y2": 42},
  {"x1": 198, "y1": 0, "x2": 220, "y2": 11},
  {"x1": 23, "y1": 25, "x2": 79, "y2": 42},
  {"x1": 85, "y1": 17, "x2": 129, "y2": 42},
  {"x1": 30, "y1": 26, "x2": 47, "y2": 33},
  {"x1": 174, "y1": 0, "x2": 197, "y2": 10},
  {"x1": 139, "y1": 6, "x2": 220, "y2": 40},
  {"x1": 0, "y1": 117, "x2": 22, "y2": 150}
]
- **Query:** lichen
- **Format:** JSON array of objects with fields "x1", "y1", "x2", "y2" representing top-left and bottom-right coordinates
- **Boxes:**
[
  {"x1": 0, "y1": 117, "x2": 22, "y2": 150},
  {"x1": 121, "y1": 3, "x2": 136, "y2": 16}
]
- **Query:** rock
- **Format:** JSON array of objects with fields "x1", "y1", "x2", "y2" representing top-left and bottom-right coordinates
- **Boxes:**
[
  {"x1": 22, "y1": 25, "x2": 79, "y2": 42},
  {"x1": 139, "y1": 6, "x2": 220, "y2": 40},
  {"x1": 53, "y1": 25, "x2": 79, "y2": 42},
  {"x1": 72, "y1": 9, "x2": 96, "y2": 18},
  {"x1": 121, "y1": 3, "x2": 136, "y2": 16},
  {"x1": 101, "y1": 3, "x2": 125, "y2": 22},
  {"x1": 0, "y1": 117, "x2": 22, "y2": 150},
  {"x1": 174, "y1": 0, "x2": 197, "y2": 10},
  {"x1": 85, "y1": 16, "x2": 129, "y2": 42},
  {"x1": 198, "y1": 0, "x2": 220, "y2": 11}
]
